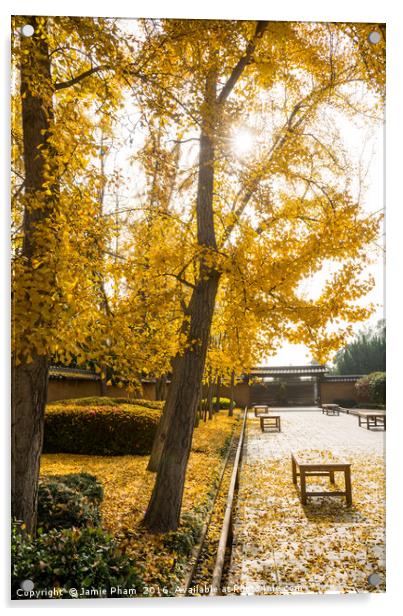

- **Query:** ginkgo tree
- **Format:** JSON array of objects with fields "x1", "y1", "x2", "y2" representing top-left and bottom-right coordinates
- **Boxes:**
[
  {"x1": 11, "y1": 15, "x2": 142, "y2": 532},
  {"x1": 137, "y1": 19, "x2": 385, "y2": 532}
]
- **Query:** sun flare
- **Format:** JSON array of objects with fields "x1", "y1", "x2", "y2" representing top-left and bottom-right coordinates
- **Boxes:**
[{"x1": 233, "y1": 129, "x2": 254, "y2": 156}]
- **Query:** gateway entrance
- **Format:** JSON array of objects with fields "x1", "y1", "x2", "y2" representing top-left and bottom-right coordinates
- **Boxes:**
[{"x1": 248, "y1": 365, "x2": 327, "y2": 407}]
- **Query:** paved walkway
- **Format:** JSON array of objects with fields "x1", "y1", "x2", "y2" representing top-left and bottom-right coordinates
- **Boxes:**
[{"x1": 225, "y1": 409, "x2": 385, "y2": 595}]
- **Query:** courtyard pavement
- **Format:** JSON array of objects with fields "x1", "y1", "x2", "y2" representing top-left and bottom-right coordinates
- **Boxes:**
[{"x1": 225, "y1": 409, "x2": 385, "y2": 595}]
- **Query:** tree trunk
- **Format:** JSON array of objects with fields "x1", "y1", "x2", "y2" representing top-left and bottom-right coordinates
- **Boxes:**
[
  {"x1": 11, "y1": 17, "x2": 55, "y2": 533},
  {"x1": 143, "y1": 71, "x2": 220, "y2": 532},
  {"x1": 143, "y1": 271, "x2": 220, "y2": 531},
  {"x1": 100, "y1": 378, "x2": 107, "y2": 396},
  {"x1": 207, "y1": 377, "x2": 214, "y2": 420},
  {"x1": 99, "y1": 364, "x2": 108, "y2": 396},
  {"x1": 155, "y1": 374, "x2": 167, "y2": 401},
  {"x1": 214, "y1": 375, "x2": 221, "y2": 414},
  {"x1": 194, "y1": 388, "x2": 202, "y2": 428},
  {"x1": 228, "y1": 370, "x2": 235, "y2": 417},
  {"x1": 11, "y1": 357, "x2": 48, "y2": 532},
  {"x1": 147, "y1": 363, "x2": 176, "y2": 471}
]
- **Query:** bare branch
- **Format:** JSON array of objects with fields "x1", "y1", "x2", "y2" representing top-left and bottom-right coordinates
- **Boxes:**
[
  {"x1": 54, "y1": 65, "x2": 109, "y2": 91},
  {"x1": 217, "y1": 21, "x2": 268, "y2": 105}
]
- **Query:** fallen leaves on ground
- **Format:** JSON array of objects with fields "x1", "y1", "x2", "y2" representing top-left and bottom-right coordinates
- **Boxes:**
[
  {"x1": 228, "y1": 452, "x2": 385, "y2": 594},
  {"x1": 40, "y1": 412, "x2": 238, "y2": 595}
]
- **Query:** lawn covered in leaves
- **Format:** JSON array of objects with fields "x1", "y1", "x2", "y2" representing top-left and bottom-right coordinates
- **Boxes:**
[{"x1": 40, "y1": 412, "x2": 238, "y2": 596}]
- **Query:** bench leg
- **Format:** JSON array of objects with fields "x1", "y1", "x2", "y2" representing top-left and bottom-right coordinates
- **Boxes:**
[
  {"x1": 292, "y1": 457, "x2": 297, "y2": 484},
  {"x1": 345, "y1": 467, "x2": 352, "y2": 506},
  {"x1": 329, "y1": 470, "x2": 335, "y2": 484},
  {"x1": 300, "y1": 471, "x2": 307, "y2": 505}
]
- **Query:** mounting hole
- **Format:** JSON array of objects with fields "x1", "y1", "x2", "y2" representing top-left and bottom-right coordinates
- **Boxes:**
[
  {"x1": 20, "y1": 579, "x2": 34, "y2": 591},
  {"x1": 368, "y1": 572, "x2": 381, "y2": 586},
  {"x1": 368, "y1": 31, "x2": 381, "y2": 45},
  {"x1": 21, "y1": 24, "x2": 35, "y2": 37}
]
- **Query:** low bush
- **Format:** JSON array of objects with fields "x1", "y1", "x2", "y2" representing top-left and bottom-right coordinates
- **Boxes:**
[
  {"x1": 38, "y1": 473, "x2": 103, "y2": 531},
  {"x1": 162, "y1": 511, "x2": 203, "y2": 558},
  {"x1": 128, "y1": 398, "x2": 164, "y2": 411},
  {"x1": 333, "y1": 398, "x2": 358, "y2": 408},
  {"x1": 356, "y1": 402, "x2": 386, "y2": 410},
  {"x1": 44, "y1": 404, "x2": 159, "y2": 455},
  {"x1": 51, "y1": 396, "x2": 163, "y2": 411},
  {"x1": 355, "y1": 372, "x2": 386, "y2": 405},
  {"x1": 11, "y1": 523, "x2": 143, "y2": 599},
  {"x1": 50, "y1": 472, "x2": 104, "y2": 503},
  {"x1": 200, "y1": 397, "x2": 233, "y2": 410},
  {"x1": 368, "y1": 372, "x2": 386, "y2": 404}
]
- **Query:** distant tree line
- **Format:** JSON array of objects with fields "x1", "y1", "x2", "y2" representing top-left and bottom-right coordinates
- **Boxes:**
[{"x1": 332, "y1": 320, "x2": 385, "y2": 375}]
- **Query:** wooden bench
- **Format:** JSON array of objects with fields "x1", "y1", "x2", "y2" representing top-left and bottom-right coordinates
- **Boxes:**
[
  {"x1": 358, "y1": 411, "x2": 386, "y2": 430},
  {"x1": 322, "y1": 404, "x2": 340, "y2": 415},
  {"x1": 260, "y1": 415, "x2": 281, "y2": 432},
  {"x1": 291, "y1": 453, "x2": 352, "y2": 506},
  {"x1": 323, "y1": 407, "x2": 340, "y2": 416},
  {"x1": 253, "y1": 405, "x2": 270, "y2": 417}
]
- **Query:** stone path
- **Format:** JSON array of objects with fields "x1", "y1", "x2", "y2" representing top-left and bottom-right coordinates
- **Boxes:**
[{"x1": 225, "y1": 409, "x2": 385, "y2": 595}]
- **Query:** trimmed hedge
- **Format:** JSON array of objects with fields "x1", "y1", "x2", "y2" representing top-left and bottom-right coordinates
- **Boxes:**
[
  {"x1": 12, "y1": 523, "x2": 143, "y2": 599},
  {"x1": 51, "y1": 396, "x2": 164, "y2": 411},
  {"x1": 38, "y1": 473, "x2": 103, "y2": 531},
  {"x1": 44, "y1": 404, "x2": 159, "y2": 455}
]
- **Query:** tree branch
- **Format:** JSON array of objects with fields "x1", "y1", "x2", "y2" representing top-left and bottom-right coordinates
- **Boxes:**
[
  {"x1": 54, "y1": 65, "x2": 109, "y2": 91},
  {"x1": 217, "y1": 21, "x2": 268, "y2": 105}
]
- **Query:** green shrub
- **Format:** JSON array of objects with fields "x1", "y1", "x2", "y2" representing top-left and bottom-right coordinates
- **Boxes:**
[
  {"x1": 50, "y1": 472, "x2": 104, "y2": 503},
  {"x1": 357, "y1": 402, "x2": 386, "y2": 410},
  {"x1": 355, "y1": 375, "x2": 372, "y2": 401},
  {"x1": 44, "y1": 404, "x2": 159, "y2": 455},
  {"x1": 12, "y1": 523, "x2": 143, "y2": 599},
  {"x1": 162, "y1": 511, "x2": 202, "y2": 558},
  {"x1": 38, "y1": 473, "x2": 103, "y2": 531},
  {"x1": 200, "y1": 397, "x2": 233, "y2": 410},
  {"x1": 368, "y1": 372, "x2": 386, "y2": 404},
  {"x1": 333, "y1": 398, "x2": 358, "y2": 408},
  {"x1": 123, "y1": 398, "x2": 164, "y2": 411},
  {"x1": 355, "y1": 372, "x2": 386, "y2": 405},
  {"x1": 51, "y1": 396, "x2": 163, "y2": 411}
]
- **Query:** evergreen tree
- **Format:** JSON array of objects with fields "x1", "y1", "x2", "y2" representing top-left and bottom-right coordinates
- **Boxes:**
[{"x1": 332, "y1": 320, "x2": 385, "y2": 374}]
